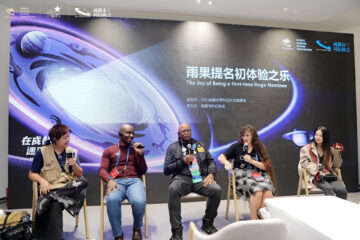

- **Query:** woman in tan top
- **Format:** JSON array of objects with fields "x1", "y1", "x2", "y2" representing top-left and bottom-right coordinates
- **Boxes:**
[
  {"x1": 29, "y1": 124, "x2": 88, "y2": 240},
  {"x1": 299, "y1": 126, "x2": 347, "y2": 199}
]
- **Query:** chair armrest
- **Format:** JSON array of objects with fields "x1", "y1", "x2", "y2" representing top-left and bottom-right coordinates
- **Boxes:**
[
  {"x1": 231, "y1": 171, "x2": 236, "y2": 183},
  {"x1": 100, "y1": 179, "x2": 105, "y2": 203},
  {"x1": 33, "y1": 181, "x2": 39, "y2": 199},
  {"x1": 141, "y1": 175, "x2": 147, "y2": 201},
  {"x1": 141, "y1": 175, "x2": 146, "y2": 187},
  {"x1": 227, "y1": 169, "x2": 235, "y2": 181},
  {"x1": 333, "y1": 168, "x2": 342, "y2": 181}
]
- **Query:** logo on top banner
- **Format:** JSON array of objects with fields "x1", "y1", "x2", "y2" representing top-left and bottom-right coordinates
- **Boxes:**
[
  {"x1": 315, "y1": 40, "x2": 331, "y2": 51},
  {"x1": 296, "y1": 39, "x2": 312, "y2": 52},
  {"x1": 333, "y1": 41, "x2": 351, "y2": 53},
  {"x1": 47, "y1": 5, "x2": 62, "y2": 18},
  {"x1": 75, "y1": 8, "x2": 91, "y2": 17},
  {"x1": 7, "y1": 8, "x2": 15, "y2": 15},
  {"x1": 93, "y1": 8, "x2": 111, "y2": 17},
  {"x1": 281, "y1": 38, "x2": 293, "y2": 50},
  {"x1": 282, "y1": 38, "x2": 292, "y2": 48},
  {"x1": 19, "y1": 7, "x2": 30, "y2": 16}
]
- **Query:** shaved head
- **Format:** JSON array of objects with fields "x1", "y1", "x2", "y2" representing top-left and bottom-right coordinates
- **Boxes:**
[
  {"x1": 118, "y1": 124, "x2": 134, "y2": 146},
  {"x1": 178, "y1": 123, "x2": 192, "y2": 143},
  {"x1": 179, "y1": 123, "x2": 191, "y2": 132},
  {"x1": 119, "y1": 124, "x2": 133, "y2": 135}
]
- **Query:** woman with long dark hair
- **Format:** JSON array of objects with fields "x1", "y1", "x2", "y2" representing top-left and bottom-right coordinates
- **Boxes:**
[
  {"x1": 299, "y1": 126, "x2": 347, "y2": 199},
  {"x1": 218, "y1": 125, "x2": 276, "y2": 220},
  {"x1": 28, "y1": 124, "x2": 88, "y2": 240}
]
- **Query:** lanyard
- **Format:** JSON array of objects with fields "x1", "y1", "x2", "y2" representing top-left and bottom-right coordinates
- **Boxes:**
[
  {"x1": 248, "y1": 152, "x2": 259, "y2": 170},
  {"x1": 115, "y1": 147, "x2": 131, "y2": 171}
]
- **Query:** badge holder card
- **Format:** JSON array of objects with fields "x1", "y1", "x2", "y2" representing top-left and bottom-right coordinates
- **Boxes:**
[
  {"x1": 251, "y1": 172, "x2": 265, "y2": 181},
  {"x1": 109, "y1": 147, "x2": 130, "y2": 180}
]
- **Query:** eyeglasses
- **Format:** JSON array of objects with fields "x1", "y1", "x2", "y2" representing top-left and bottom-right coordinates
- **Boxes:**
[{"x1": 180, "y1": 129, "x2": 192, "y2": 134}]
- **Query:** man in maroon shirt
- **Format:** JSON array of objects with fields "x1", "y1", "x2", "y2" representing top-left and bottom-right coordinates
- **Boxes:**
[{"x1": 99, "y1": 124, "x2": 147, "y2": 240}]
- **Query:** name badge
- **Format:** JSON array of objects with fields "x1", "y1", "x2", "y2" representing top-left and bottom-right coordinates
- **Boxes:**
[
  {"x1": 109, "y1": 167, "x2": 120, "y2": 179},
  {"x1": 197, "y1": 146, "x2": 204, "y2": 152},
  {"x1": 251, "y1": 172, "x2": 265, "y2": 182}
]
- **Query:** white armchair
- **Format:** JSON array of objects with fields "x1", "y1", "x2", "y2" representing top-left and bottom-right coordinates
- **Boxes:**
[{"x1": 189, "y1": 218, "x2": 289, "y2": 240}]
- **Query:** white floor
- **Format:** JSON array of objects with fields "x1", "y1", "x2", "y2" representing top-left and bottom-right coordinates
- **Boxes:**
[{"x1": 4, "y1": 192, "x2": 360, "y2": 240}]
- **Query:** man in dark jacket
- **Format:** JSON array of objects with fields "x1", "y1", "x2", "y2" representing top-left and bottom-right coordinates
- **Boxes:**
[{"x1": 164, "y1": 123, "x2": 221, "y2": 240}]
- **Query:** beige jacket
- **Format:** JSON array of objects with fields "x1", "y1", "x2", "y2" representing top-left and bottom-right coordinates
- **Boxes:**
[
  {"x1": 40, "y1": 144, "x2": 77, "y2": 189},
  {"x1": 299, "y1": 142, "x2": 342, "y2": 186}
]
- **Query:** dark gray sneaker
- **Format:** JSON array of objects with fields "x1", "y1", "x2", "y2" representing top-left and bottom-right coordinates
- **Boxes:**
[
  {"x1": 201, "y1": 222, "x2": 218, "y2": 234},
  {"x1": 169, "y1": 230, "x2": 182, "y2": 240}
]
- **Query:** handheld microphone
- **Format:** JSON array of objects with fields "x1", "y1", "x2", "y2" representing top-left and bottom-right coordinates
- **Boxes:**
[
  {"x1": 243, "y1": 143, "x2": 249, "y2": 153},
  {"x1": 132, "y1": 143, "x2": 145, "y2": 149},
  {"x1": 240, "y1": 143, "x2": 249, "y2": 168},
  {"x1": 66, "y1": 151, "x2": 74, "y2": 158},
  {"x1": 66, "y1": 151, "x2": 75, "y2": 171},
  {"x1": 186, "y1": 144, "x2": 194, "y2": 155}
]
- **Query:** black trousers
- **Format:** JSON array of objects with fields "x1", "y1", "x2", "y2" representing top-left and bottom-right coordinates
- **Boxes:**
[
  {"x1": 33, "y1": 201, "x2": 63, "y2": 240},
  {"x1": 33, "y1": 178, "x2": 88, "y2": 240},
  {"x1": 168, "y1": 174, "x2": 222, "y2": 232}
]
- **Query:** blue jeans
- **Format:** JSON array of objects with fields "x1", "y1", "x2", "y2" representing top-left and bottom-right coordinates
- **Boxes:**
[{"x1": 106, "y1": 177, "x2": 146, "y2": 237}]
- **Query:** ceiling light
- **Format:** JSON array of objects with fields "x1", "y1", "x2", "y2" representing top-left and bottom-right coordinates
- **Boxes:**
[{"x1": 208, "y1": 1, "x2": 213, "y2": 5}]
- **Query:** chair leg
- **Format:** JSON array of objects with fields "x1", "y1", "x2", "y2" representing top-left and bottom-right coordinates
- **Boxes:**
[
  {"x1": 225, "y1": 179, "x2": 231, "y2": 220},
  {"x1": 297, "y1": 173, "x2": 303, "y2": 196},
  {"x1": 145, "y1": 204, "x2": 149, "y2": 238},
  {"x1": 75, "y1": 215, "x2": 79, "y2": 227},
  {"x1": 101, "y1": 202, "x2": 104, "y2": 240},
  {"x1": 232, "y1": 184, "x2": 239, "y2": 221},
  {"x1": 189, "y1": 222, "x2": 196, "y2": 240},
  {"x1": 83, "y1": 199, "x2": 90, "y2": 239},
  {"x1": 32, "y1": 182, "x2": 38, "y2": 232},
  {"x1": 303, "y1": 172, "x2": 309, "y2": 196},
  {"x1": 32, "y1": 194, "x2": 36, "y2": 231},
  {"x1": 143, "y1": 175, "x2": 149, "y2": 238}
]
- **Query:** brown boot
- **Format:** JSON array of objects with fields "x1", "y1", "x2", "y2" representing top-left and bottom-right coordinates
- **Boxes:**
[
  {"x1": 132, "y1": 228, "x2": 142, "y2": 240},
  {"x1": 115, "y1": 232, "x2": 123, "y2": 240}
]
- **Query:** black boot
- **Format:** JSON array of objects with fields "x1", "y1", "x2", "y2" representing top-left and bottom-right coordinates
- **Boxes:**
[
  {"x1": 201, "y1": 219, "x2": 218, "y2": 234},
  {"x1": 169, "y1": 229, "x2": 182, "y2": 240}
]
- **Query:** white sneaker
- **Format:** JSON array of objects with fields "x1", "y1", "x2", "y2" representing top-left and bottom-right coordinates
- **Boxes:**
[{"x1": 258, "y1": 207, "x2": 271, "y2": 219}]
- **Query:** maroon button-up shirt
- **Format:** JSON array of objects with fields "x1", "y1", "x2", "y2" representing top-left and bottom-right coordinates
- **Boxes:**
[{"x1": 98, "y1": 144, "x2": 147, "y2": 182}]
